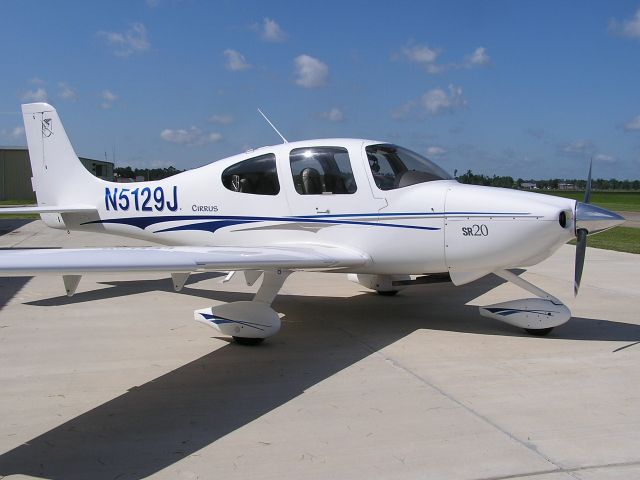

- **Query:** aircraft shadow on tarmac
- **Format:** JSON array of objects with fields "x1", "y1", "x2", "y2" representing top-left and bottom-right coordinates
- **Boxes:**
[
  {"x1": 1, "y1": 274, "x2": 639, "y2": 479},
  {"x1": 0, "y1": 219, "x2": 33, "y2": 236},
  {"x1": 0, "y1": 221, "x2": 35, "y2": 309},
  {"x1": 24, "y1": 270, "x2": 640, "y2": 343}
]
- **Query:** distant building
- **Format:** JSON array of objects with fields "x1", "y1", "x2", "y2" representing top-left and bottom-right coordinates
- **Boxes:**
[
  {"x1": 558, "y1": 183, "x2": 576, "y2": 190},
  {"x1": 520, "y1": 182, "x2": 537, "y2": 190},
  {"x1": 0, "y1": 147, "x2": 113, "y2": 201}
]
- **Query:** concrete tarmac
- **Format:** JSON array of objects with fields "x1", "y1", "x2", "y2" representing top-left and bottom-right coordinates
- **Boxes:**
[{"x1": 0, "y1": 221, "x2": 638, "y2": 480}]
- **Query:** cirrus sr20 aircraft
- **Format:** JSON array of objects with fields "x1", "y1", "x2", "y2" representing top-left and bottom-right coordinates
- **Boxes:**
[{"x1": 0, "y1": 103, "x2": 624, "y2": 344}]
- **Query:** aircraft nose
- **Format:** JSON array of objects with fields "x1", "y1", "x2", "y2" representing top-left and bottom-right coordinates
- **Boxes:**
[{"x1": 575, "y1": 202, "x2": 625, "y2": 235}]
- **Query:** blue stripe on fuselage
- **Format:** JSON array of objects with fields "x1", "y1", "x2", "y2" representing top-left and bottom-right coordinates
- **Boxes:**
[{"x1": 81, "y1": 211, "x2": 532, "y2": 234}]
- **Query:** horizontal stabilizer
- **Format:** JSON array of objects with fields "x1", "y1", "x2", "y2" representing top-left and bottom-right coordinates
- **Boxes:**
[
  {"x1": 0, "y1": 205, "x2": 96, "y2": 214},
  {"x1": 0, "y1": 245, "x2": 369, "y2": 276}
]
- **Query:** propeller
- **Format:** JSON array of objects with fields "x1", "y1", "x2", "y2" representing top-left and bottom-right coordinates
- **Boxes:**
[
  {"x1": 574, "y1": 227, "x2": 587, "y2": 295},
  {"x1": 574, "y1": 159, "x2": 592, "y2": 296},
  {"x1": 573, "y1": 158, "x2": 624, "y2": 295}
]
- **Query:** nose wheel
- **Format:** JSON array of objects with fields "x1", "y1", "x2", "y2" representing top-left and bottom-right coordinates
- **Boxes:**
[
  {"x1": 377, "y1": 289, "x2": 399, "y2": 296},
  {"x1": 524, "y1": 327, "x2": 554, "y2": 336},
  {"x1": 480, "y1": 270, "x2": 571, "y2": 335},
  {"x1": 233, "y1": 336, "x2": 265, "y2": 346}
]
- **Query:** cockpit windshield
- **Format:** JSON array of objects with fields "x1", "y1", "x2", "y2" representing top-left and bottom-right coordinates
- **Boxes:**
[{"x1": 366, "y1": 144, "x2": 452, "y2": 190}]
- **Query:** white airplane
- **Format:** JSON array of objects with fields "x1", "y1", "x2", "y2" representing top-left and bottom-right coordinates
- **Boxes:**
[{"x1": 0, "y1": 103, "x2": 624, "y2": 344}]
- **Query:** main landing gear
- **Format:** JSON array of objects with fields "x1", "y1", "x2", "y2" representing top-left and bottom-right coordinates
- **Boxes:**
[{"x1": 194, "y1": 269, "x2": 291, "y2": 346}]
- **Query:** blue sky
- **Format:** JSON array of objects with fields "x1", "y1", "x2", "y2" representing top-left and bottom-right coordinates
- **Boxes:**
[{"x1": 1, "y1": 0, "x2": 639, "y2": 179}]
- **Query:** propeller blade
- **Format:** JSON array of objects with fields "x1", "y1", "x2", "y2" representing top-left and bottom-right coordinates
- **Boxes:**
[
  {"x1": 574, "y1": 228, "x2": 588, "y2": 296},
  {"x1": 584, "y1": 158, "x2": 592, "y2": 204}
]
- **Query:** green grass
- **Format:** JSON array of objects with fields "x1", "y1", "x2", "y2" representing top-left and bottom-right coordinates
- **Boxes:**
[
  {"x1": 0, "y1": 199, "x2": 36, "y2": 205},
  {"x1": 545, "y1": 190, "x2": 640, "y2": 212},
  {"x1": 0, "y1": 199, "x2": 38, "y2": 219},
  {"x1": 569, "y1": 226, "x2": 640, "y2": 254}
]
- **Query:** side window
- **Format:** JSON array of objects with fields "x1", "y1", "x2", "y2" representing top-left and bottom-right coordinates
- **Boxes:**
[
  {"x1": 290, "y1": 147, "x2": 357, "y2": 195},
  {"x1": 221, "y1": 153, "x2": 279, "y2": 195}
]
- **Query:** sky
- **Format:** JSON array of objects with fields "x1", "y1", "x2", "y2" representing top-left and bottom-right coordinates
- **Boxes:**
[{"x1": 1, "y1": 0, "x2": 639, "y2": 180}]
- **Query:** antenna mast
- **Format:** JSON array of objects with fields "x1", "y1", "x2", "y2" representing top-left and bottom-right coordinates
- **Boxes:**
[{"x1": 257, "y1": 108, "x2": 288, "y2": 143}]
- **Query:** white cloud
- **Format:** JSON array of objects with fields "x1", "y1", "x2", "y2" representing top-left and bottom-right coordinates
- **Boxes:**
[
  {"x1": 391, "y1": 101, "x2": 415, "y2": 120},
  {"x1": 402, "y1": 44, "x2": 440, "y2": 64},
  {"x1": 557, "y1": 139, "x2": 596, "y2": 157},
  {"x1": 29, "y1": 77, "x2": 45, "y2": 85},
  {"x1": 100, "y1": 89, "x2": 118, "y2": 109},
  {"x1": 223, "y1": 49, "x2": 251, "y2": 71},
  {"x1": 421, "y1": 85, "x2": 467, "y2": 115},
  {"x1": 595, "y1": 153, "x2": 616, "y2": 163},
  {"x1": 425, "y1": 64, "x2": 445, "y2": 74},
  {"x1": 624, "y1": 115, "x2": 640, "y2": 131},
  {"x1": 208, "y1": 114, "x2": 234, "y2": 124},
  {"x1": 392, "y1": 85, "x2": 467, "y2": 119},
  {"x1": 609, "y1": 8, "x2": 640, "y2": 38},
  {"x1": 426, "y1": 146, "x2": 446, "y2": 157},
  {"x1": 0, "y1": 126, "x2": 25, "y2": 141},
  {"x1": 21, "y1": 87, "x2": 48, "y2": 102},
  {"x1": 58, "y1": 82, "x2": 77, "y2": 102},
  {"x1": 260, "y1": 17, "x2": 287, "y2": 42},
  {"x1": 99, "y1": 23, "x2": 150, "y2": 57},
  {"x1": 464, "y1": 47, "x2": 491, "y2": 67},
  {"x1": 399, "y1": 44, "x2": 492, "y2": 73},
  {"x1": 320, "y1": 107, "x2": 344, "y2": 122},
  {"x1": 207, "y1": 132, "x2": 223, "y2": 142},
  {"x1": 294, "y1": 54, "x2": 329, "y2": 88},
  {"x1": 160, "y1": 126, "x2": 222, "y2": 146}
]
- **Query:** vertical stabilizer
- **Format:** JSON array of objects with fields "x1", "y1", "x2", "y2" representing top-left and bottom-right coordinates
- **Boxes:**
[{"x1": 22, "y1": 103, "x2": 100, "y2": 207}]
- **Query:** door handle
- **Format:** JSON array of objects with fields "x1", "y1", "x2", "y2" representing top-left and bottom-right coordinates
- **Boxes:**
[{"x1": 316, "y1": 208, "x2": 330, "y2": 214}]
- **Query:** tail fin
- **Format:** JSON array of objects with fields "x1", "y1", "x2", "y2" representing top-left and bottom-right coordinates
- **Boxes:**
[{"x1": 22, "y1": 103, "x2": 101, "y2": 207}]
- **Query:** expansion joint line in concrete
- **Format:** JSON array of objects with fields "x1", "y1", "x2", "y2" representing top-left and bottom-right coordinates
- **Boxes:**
[
  {"x1": 344, "y1": 331, "x2": 578, "y2": 478},
  {"x1": 476, "y1": 459, "x2": 640, "y2": 480}
]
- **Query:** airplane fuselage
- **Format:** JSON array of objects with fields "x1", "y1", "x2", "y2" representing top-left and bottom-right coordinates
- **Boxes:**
[{"x1": 50, "y1": 138, "x2": 576, "y2": 279}]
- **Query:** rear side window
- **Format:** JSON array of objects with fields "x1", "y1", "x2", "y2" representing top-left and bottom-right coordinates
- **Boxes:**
[
  {"x1": 221, "y1": 153, "x2": 279, "y2": 195},
  {"x1": 289, "y1": 147, "x2": 357, "y2": 195}
]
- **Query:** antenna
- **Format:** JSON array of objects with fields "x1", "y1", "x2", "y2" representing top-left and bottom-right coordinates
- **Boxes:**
[{"x1": 257, "y1": 108, "x2": 288, "y2": 143}]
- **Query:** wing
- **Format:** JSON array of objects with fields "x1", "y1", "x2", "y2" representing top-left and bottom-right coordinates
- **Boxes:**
[{"x1": 0, "y1": 245, "x2": 369, "y2": 275}]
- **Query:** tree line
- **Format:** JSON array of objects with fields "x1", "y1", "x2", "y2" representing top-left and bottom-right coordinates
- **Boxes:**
[
  {"x1": 114, "y1": 166, "x2": 183, "y2": 181},
  {"x1": 456, "y1": 170, "x2": 640, "y2": 190}
]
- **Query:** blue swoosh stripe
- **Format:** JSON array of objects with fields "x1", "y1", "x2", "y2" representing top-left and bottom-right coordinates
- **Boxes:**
[
  {"x1": 302, "y1": 211, "x2": 531, "y2": 219},
  {"x1": 84, "y1": 214, "x2": 442, "y2": 232},
  {"x1": 484, "y1": 307, "x2": 556, "y2": 317},
  {"x1": 82, "y1": 210, "x2": 532, "y2": 234},
  {"x1": 199, "y1": 312, "x2": 268, "y2": 331}
]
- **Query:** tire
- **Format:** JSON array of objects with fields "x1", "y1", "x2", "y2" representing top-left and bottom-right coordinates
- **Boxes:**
[
  {"x1": 524, "y1": 327, "x2": 554, "y2": 336},
  {"x1": 377, "y1": 290, "x2": 399, "y2": 296},
  {"x1": 233, "y1": 336, "x2": 265, "y2": 346}
]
